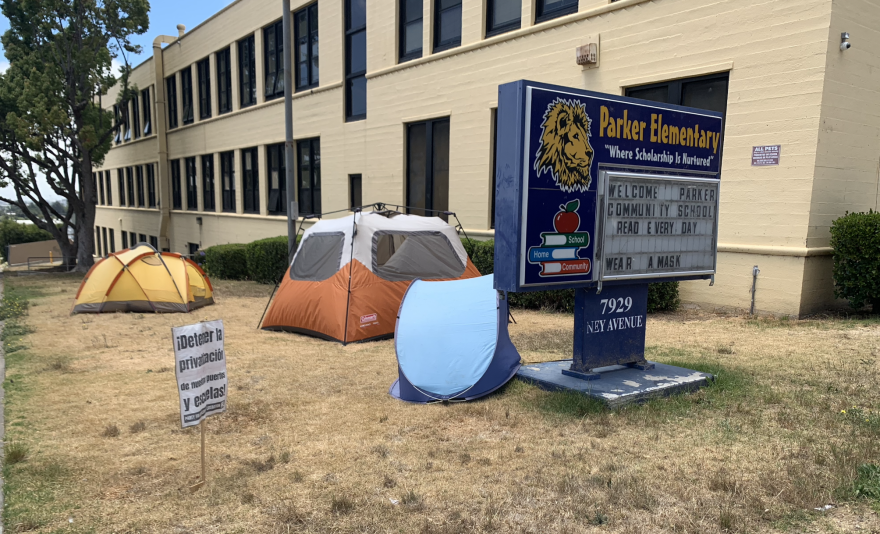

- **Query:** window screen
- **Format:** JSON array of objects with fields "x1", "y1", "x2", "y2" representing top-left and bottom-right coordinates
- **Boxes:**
[
  {"x1": 371, "y1": 231, "x2": 465, "y2": 282},
  {"x1": 290, "y1": 232, "x2": 345, "y2": 281}
]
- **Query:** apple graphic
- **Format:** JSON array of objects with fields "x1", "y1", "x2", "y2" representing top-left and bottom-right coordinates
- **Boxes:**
[{"x1": 553, "y1": 199, "x2": 580, "y2": 234}]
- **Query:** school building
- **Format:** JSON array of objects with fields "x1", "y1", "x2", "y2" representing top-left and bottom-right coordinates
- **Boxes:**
[{"x1": 93, "y1": 0, "x2": 879, "y2": 317}]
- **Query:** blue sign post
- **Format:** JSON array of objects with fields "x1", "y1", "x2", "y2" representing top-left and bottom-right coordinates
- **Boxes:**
[{"x1": 495, "y1": 80, "x2": 723, "y2": 383}]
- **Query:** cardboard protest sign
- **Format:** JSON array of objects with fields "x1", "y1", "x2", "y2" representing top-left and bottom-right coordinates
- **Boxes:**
[{"x1": 173, "y1": 320, "x2": 227, "y2": 428}]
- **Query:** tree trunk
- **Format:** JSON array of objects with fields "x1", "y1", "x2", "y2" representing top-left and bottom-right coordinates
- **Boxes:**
[{"x1": 75, "y1": 155, "x2": 97, "y2": 273}]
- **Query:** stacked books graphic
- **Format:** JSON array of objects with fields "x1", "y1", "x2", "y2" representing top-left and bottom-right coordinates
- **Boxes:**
[{"x1": 528, "y1": 232, "x2": 591, "y2": 276}]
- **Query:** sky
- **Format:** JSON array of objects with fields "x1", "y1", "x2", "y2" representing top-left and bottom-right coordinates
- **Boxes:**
[{"x1": 0, "y1": 1, "x2": 237, "y2": 204}]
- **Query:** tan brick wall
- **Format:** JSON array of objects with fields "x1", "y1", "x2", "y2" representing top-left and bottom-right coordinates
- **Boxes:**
[{"x1": 94, "y1": 0, "x2": 877, "y2": 315}]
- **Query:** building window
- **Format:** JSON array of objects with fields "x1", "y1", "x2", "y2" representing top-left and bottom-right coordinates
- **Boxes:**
[
  {"x1": 267, "y1": 144, "x2": 287, "y2": 214},
  {"x1": 181, "y1": 67, "x2": 194, "y2": 125},
  {"x1": 399, "y1": 0, "x2": 422, "y2": 62},
  {"x1": 535, "y1": 0, "x2": 577, "y2": 23},
  {"x1": 166, "y1": 75, "x2": 178, "y2": 129},
  {"x1": 486, "y1": 0, "x2": 521, "y2": 37},
  {"x1": 349, "y1": 174, "x2": 362, "y2": 210},
  {"x1": 117, "y1": 169, "x2": 125, "y2": 206},
  {"x1": 171, "y1": 159, "x2": 182, "y2": 210},
  {"x1": 202, "y1": 155, "x2": 215, "y2": 212},
  {"x1": 146, "y1": 164, "x2": 156, "y2": 208},
  {"x1": 216, "y1": 48, "x2": 232, "y2": 114},
  {"x1": 149, "y1": 235, "x2": 159, "y2": 249},
  {"x1": 123, "y1": 103, "x2": 131, "y2": 142},
  {"x1": 132, "y1": 95, "x2": 141, "y2": 140},
  {"x1": 625, "y1": 73, "x2": 730, "y2": 162},
  {"x1": 95, "y1": 227, "x2": 101, "y2": 256},
  {"x1": 113, "y1": 105, "x2": 122, "y2": 144},
  {"x1": 242, "y1": 147, "x2": 259, "y2": 214},
  {"x1": 102, "y1": 227, "x2": 108, "y2": 257},
  {"x1": 139, "y1": 233, "x2": 147, "y2": 244},
  {"x1": 221, "y1": 151, "x2": 236, "y2": 212},
  {"x1": 264, "y1": 20, "x2": 285, "y2": 99},
  {"x1": 197, "y1": 58, "x2": 212, "y2": 120},
  {"x1": 136, "y1": 166, "x2": 145, "y2": 207},
  {"x1": 129, "y1": 231, "x2": 136, "y2": 246},
  {"x1": 98, "y1": 172, "x2": 106, "y2": 205},
  {"x1": 297, "y1": 138, "x2": 321, "y2": 215},
  {"x1": 189, "y1": 243, "x2": 200, "y2": 256},
  {"x1": 295, "y1": 4, "x2": 319, "y2": 91},
  {"x1": 125, "y1": 167, "x2": 135, "y2": 206},
  {"x1": 345, "y1": 0, "x2": 366, "y2": 121},
  {"x1": 186, "y1": 157, "x2": 198, "y2": 210},
  {"x1": 239, "y1": 35, "x2": 257, "y2": 108},
  {"x1": 106, "y1": 171, "x2": 112, "y2": 206},
  {"x1": 434, "y1": 0, "x2": 462, "y2": 52},
  {"x1": 122, "y1": 231, "x2": 128, "y2": 249},
  {"x1": 406, "y1": 118, "x2": 449, "y2": 219},
  {"x1": 141, "y1": 87, "x2": 152, "y2": 136},
  {"x1": 109, "y1": 229, "x2": 116, "y2": 253}
]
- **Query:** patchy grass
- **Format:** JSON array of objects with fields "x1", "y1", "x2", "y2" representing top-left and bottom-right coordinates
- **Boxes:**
[
  {"x1": 3, "y1": 274, "x2": 880, "y2": 533},
  {"x1": 4, "y1": 441, "x2": 28, "y2": 465}
]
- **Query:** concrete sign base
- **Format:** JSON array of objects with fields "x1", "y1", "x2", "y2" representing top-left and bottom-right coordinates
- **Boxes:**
[{"x1": 517, "y1": 360, "x2": 712, "y2": 409}]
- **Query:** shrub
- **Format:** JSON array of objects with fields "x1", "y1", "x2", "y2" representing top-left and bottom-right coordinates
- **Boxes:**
[
  {"x1": 461, "y1": 237, "x2": 679, "y2": 313},
  {"x1": 0, "y1": 218, "x2": 54, "y2": 262},
  {"x1": 203, "y1": 243, "x2": 249, "y2": 280},
  {"x1": 830, "y1": 210, "x2": 880, "y2": 310},
  {"x1": 246, "y1": 235, "x2": 296, "y2": 284}
]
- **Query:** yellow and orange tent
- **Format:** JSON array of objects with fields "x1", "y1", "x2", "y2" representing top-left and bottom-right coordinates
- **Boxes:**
[{"x1": 72, "y1": 243, "x2": 214, "y2": 314}]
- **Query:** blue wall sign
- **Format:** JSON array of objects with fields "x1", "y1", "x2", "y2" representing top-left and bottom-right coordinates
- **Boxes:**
[{"x1": 494, "y1": 80, "x2": 724, "y2": 294}]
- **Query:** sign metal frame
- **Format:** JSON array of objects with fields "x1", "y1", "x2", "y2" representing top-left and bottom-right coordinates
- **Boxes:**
[{"x1": 596, "y1": 170, "x2": 721, "y2": 282}]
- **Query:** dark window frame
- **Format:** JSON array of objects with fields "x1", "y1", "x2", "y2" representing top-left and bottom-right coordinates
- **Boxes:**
[
  {"x1": 216, "y1": 48, "x2": 233, "y2": 114},
  {"x1": 185, "y1": 156, "x2": 198, "y2": 211},
  {"x1": 102, "y1": 227, "x2": 108, "y2": 257},
  {"x1": 202, "y1": 154, "x2": 216, "y2": 212},
  {"x1": 98, "y1": 172, "x2": 106, "y2": 205},
  {"x1": 149, "y1": 235, "x2": 159, "y2": 249},
  {"x1": 345, "y1": 0, "x2": 367, "y2": 122},
  {"x1": 238, "y1": 35, "x2": 257, "y2": 108},
  {"x1": 171, "y1": 159, "x2": 182, "y2": 210},
  {"x1": 535, "y1": 0, "x2": 577, "y2": 24},
  {"x1": 125, "y1": 166, "x2": 135, "y2": 206},
  {"x1": 129, "y1": 231, "x2": 136, "y2": 247},
  {"x1": 106, "y1": 171, "x2": 113, "y2": 206},
  {"x1": 117, "y1": 169, "x2": 125, "y2": 206},
  {"x1": 221, "y1": 151, "x2": 236, "y2": 213},
  {"x1": 197, "y1": 58, "x2": 212, "y2": 120},
  {"x1": 399, "y1": 0, "x2": 423, "y2": 62},
  {"x1": 294, "y1": 3, "x2": 319, "y2": 92},
  {"x1": 263, "y1": 20, "x2": 285, "y2": 100},
  {"x1": 166, "y1": 75, "x2": 179, "y2": 129},
  {"x1": 267, "y1": 143, "x2": 287, "y2": 215},
  {"x1": 122, "y1": 230, "x2": 129, "y2": 249},
  {"x1": 297, "y1": 138, "x2": 321, "y2": 216},
  {"x1": 139, "y1": 233, "x2": 147, "y2": 244},
  {"x1": 242, "y1": 147, "x2": 260, "y2": 214},
  {"x1": 349, "y1": 173, "x2": 362, "y2": 210},
  {"x1": 433, "y1": 0, "x2": 462, "y2": 52},
  {"x1": 136, "y1": 165, "x2": 145, "y2": 207},
  {"x1": 181, "y1": 67, "x2": 194, "y2": 125},
  {"x1": 406, "y1": 117, "x2": 450, "y2": 220},
  {"x1": 109, "y1": 229, "x2": 116, "y2": 253},
  {"x1": 146, "y1": 164, "x2": 156, "y2": 208},
  {"x1": 131, "y1": 95, "x2": 141, "y2": 140},
  {"x1": 141, "y1": 87, "x2": 152, "y2": 136},
  {"x1": 486, "y1": 0, "x2": 521, "y2": 37},
  {"x1": 113, "y1": 105, "x2": 122, "y2": 144}
]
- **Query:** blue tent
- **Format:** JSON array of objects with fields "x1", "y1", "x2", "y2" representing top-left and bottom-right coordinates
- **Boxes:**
[{"x1": 389, "y1": 275, "x2": 521, "y2": 403}]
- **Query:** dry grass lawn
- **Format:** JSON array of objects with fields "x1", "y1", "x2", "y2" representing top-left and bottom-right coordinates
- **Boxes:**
[{"x1": 3, "y1": 273, "x2": 880, "y2": 533}]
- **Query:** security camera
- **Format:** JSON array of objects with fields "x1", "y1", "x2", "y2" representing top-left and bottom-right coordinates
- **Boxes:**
[{"x1": 840, "y1": 41, "x2": 851, "y2": 51}]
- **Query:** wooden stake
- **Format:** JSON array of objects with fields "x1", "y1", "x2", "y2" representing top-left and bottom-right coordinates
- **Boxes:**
[{"x1": 189, "y1": 419, "x2": 206, "y2": 492}]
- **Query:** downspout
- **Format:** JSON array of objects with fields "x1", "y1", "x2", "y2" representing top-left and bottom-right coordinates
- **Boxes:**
[{"x1": 153, "y1": 25, "x2": 186, "y2": 252}]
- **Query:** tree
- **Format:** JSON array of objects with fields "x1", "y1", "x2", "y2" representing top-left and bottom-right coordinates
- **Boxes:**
[{"x1": 0, "y1": 0, "x2": 149, "y2": 271}]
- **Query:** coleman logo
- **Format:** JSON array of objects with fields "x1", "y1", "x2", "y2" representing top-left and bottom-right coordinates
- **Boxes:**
[{"x1": 360, "y1": 313, "x2": 377, "y2": 323}]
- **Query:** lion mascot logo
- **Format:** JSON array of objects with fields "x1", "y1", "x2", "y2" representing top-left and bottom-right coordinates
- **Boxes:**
[{"x1": 534, "y1": 98, "x2": 594, "y2": 193}]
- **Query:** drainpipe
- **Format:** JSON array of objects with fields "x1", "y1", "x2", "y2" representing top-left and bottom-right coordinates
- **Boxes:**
[{"x1": 153, "y1": 25, "x2": 185, "y2": 252}]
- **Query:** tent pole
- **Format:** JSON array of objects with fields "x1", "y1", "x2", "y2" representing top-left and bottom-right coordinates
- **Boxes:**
[
  {"x1": 258, "y1": 223, "x2": 306, "y2": 330},
  {"x1": 256, "y1": 282, "x2": 280, "y2": 329},
  {"x1": 341, "y1": 209, "x2": 360, "y2": 346}
]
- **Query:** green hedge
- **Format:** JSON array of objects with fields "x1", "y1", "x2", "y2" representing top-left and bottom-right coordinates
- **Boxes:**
[
  {"x1": 462, "y1": 238, "x2": 679, "y2": 313},
  {"x1": 0, "y1": 219, "x2": 54, "y2": 262},
  {"x1": 246, "y1": 236, "x2": 296, "y2": 284},
  {"x1": 830, "y1": 210, "x2": 880, "y2": 310},
  {"x1": 204, "y1": 243, "x2": 249, "y2": 280}
]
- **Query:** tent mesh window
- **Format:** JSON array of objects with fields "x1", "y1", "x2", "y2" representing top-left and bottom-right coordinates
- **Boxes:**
[
  {"x1": 290, "y1": 232, "x2": 345, "y2": 282},
  {"x1": 371, "y1": 231, "x2": 465, "y2": 282}
]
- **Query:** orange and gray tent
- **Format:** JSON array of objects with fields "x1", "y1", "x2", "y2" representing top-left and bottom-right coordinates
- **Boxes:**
[
  {"x1": 72, "y1": 243, "x2": 214, "y2": 314},
  {"x1": 260, "y1": 211, "x2": 481, "y2": 343}
]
